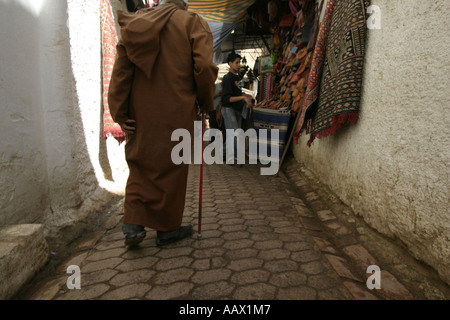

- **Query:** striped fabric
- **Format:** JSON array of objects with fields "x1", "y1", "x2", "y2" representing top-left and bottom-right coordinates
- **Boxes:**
[
  {"x1": 250, "y1": 108, "x2": 291, "y2": 162},
  {"x1": 258, "y1": 73, "x2": 274, "y2": 102},
  {"x1": 189, "y1": 0, "x2": 256, "y2": 23}
]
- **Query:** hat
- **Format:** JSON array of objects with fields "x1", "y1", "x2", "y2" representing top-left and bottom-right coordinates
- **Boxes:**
[{"x1": 183, "y1": 0, "x2": 188, "y2": 4}]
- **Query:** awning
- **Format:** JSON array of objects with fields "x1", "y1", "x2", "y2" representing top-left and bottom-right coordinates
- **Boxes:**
[
  {"x1": 207, "y1": 21, "x2": 239, "y2": 51},
  {"x1": 187, "y1": 0, "x2": 271, "y2": 63},
  {"x1": 188, "y1": 0, "x2": 256, "y2": 23},
  {"x1": 123, "y1": 0, "x2": 270, "y2": 63}
]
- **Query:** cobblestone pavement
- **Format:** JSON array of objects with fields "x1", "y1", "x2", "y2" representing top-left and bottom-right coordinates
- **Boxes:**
[{"x1": 18, "y1": 156, "x2": 450, "y2": 301}]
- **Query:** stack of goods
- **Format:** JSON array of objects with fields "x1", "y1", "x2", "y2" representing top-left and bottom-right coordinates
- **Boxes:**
[
  {"x1": 254, "y1": 0, "x2": 369, "y2": 150},
  {"x1": 255, "y1": 0, "x2": 320, "y2": 112},
  {"x1": 253, "y1": 0, "x2": 321, "y2": 155},
  {"x1": 251, "y1": 107, "x2": 292, "y2": 162},
  {"x1": 258, "y1": 73, "x2": 275, "y2": 102}
]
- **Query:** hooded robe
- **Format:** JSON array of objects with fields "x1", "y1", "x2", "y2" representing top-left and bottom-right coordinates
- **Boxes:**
[{"x1": 108, "y1": 4, "x2": 218, "y2": 231}]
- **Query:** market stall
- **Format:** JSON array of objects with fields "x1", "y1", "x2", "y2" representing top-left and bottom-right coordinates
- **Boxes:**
[
  {"x1": 252, "y1": 0, "x2": 322, "y2": 161},
  {"x1": 253, "y1": 0, "x2": 369, "y2": 168}
]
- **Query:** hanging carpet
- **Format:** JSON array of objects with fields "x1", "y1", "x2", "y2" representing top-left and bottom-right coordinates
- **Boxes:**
[
  {"x1": 101, "y1": 0, "x2": 126, "y2": 144},
  {"x1": 294, "y1": 0, "x2": 370, "y2": 146}
]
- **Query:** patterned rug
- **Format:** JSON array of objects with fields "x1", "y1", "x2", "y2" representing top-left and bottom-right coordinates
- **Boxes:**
[
  {"x1": 101, "y1": 0, "x2": 125, "y2": 143},
  {"x1": 294, "y1": 0, "x2": 370, "y2": 146}
]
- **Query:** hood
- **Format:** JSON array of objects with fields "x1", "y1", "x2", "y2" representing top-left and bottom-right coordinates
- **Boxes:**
[{"x1": 117, "y1": 5, "x2": 180, "y2": 78}]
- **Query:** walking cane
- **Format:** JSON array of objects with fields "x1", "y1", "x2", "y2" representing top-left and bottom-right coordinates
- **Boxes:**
[{"x1": 197, "y1": 112, "x2": 205, "y2": 240}]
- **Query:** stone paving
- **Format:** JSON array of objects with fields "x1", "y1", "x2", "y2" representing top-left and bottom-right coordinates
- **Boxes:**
[{"x1": 19, "y1": 156, "x2": 450, "y2": 300}]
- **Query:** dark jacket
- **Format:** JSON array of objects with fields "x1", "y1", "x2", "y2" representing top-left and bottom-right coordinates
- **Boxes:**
[{"x1": 221, "y1": 71, "x2": 244, "y2": 112}]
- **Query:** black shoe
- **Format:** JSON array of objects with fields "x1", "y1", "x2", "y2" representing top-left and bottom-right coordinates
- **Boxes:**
[
  {"x1": 156, "y1": 225, "x2": 194, "y2": 247},
  {"x1": 122, "y1": 223, "x2": 146, "y2": 247}
]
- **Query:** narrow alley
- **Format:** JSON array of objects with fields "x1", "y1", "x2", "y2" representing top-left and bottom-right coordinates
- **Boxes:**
[
  {"x1": 1, "y1": 0, "x2": 449, "y2": 308},
  {"x1": 15, "y1": 156, "x2": 450, "y2": 302}
]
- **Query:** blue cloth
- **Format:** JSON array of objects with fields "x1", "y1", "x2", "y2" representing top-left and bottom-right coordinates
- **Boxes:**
[
  {"x1": 222, "y1": 107, "x2": 243, "y2": 163},
  {"x1": 207, "y1": 21, "x2": 239, "y2": 51},
  {"x1": 241, "y1": 104, "x2": 249, "y2": 120},
  {"x1": 251, "y1": 108, "x2": 291, "y2": 160}
]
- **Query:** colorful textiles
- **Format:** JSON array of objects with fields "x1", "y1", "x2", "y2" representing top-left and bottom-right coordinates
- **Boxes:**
[
  {"x1": 294, "y1": 0, "x2": 334, "y2": 143},
  {"x1": 268, "y1": 1, "x2": 317, "y2": 112},
  {"x1": 101, "y1": 0, "x2": 125, "y2": 143},
  {"x1": 258, "y1": 73, "x2": 274, "y2": 102},
  {"x1": 294, "y1": 0, "x2": 370, "y2": 146}
]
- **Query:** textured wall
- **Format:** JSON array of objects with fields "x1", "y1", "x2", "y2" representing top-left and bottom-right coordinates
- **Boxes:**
[
  {"x1": 66, "y1": 0, "x2": 102, "y2": 207},
  {"x1": 0, "y1": 224, "x2": 49, "y2": 299},
  {"x1": 0, "y1": 0, "x2": 126, "y2": 237},
  {"x1": 44, "y1": 0, "x2": 127, "y2": 234},
  {"x1": 0, "y1": 0, "x2": 85, "y2": 230},
  {"x1": 39, "y1": 0, "x2": 81, "y2": 228},
  {"x1": 293, "y1": 0, "x2": 450, "y2": 284},
  {"x1": 0, "y1": 0, "x2": 54, "y2": 226}
]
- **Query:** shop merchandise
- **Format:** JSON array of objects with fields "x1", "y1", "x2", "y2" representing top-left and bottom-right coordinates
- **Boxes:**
[{"x1": 254, "y1": 0, "x2": 369, "y2": 150}]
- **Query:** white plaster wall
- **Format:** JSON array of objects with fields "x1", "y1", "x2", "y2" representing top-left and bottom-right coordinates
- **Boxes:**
[
  {"x1": 39, "y1": 0, "x2": 80, "y2": 228},
  {"x1": 0, "y1": 0, "x2": 52, "y2": 226},
  {"x1": 45, "y1": 0, "x2": 127, "y2": 232},
  {"x1": 1, "y1": 0, "x2": 127, "y2": 237},
  {"x1": 292, "y1": 0, "x2": 450, "y2": 284}
]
